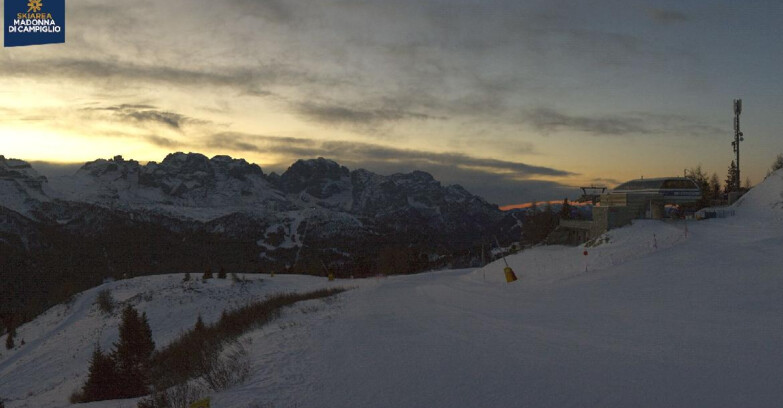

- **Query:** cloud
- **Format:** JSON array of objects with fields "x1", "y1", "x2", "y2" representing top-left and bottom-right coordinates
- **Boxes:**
[
  {"x1": 206, "y1": 132, "x2": 579, "y2": 205},
  {"x1": 144, "y1": 135, "x2": 181, "y2": 148},
  {"x1": 126, "y1": 111, "x2": 188, "y2": 129},
  {"x1": 587, "y1": 177, "x2": 622, "y2": 187},
  {"x1": 525, "y1": 108, "x2": 723, "y2": 138},
  {"x1": 80, "y1": 104, "x2": 206, "y2": 132},
  {"x1": 94, "y1": 104, "x2": 197, "y2": 130},
  {"x1": 205, "y1": 132, "x2": 315, "y2": 157},
  {"x1": 230, "y1": 0, "x2": 292, "y2": 22},
  {"x1": 295, "y1": 102, "x2": 438, "y2": 126},
  {"x1": 203, "y1": 132, "x2": 575, "y2": 179},
  {"x1": 526, "y1": 108, "x2": 651, "y2": 136},
  {"x1": 647, "y1": 8, "x2": 689, "y2": 24},
  {"x1": 0, "y1": 57, "x2": 313, "y2": 96}
]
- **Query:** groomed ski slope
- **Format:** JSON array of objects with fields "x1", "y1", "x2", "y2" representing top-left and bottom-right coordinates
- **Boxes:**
[{"x1": 4, "y1": 171, "x2": 783, "y2": 408}]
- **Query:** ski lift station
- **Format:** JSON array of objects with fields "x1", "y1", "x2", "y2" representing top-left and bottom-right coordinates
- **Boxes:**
[{"x1": 555, "y1": 177, "x2": 701, "y2": 244}]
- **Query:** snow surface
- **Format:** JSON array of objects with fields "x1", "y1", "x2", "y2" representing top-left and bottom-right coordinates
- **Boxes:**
[{"x1": 4, "y1": 172, "x2": 783, "y2": 407}]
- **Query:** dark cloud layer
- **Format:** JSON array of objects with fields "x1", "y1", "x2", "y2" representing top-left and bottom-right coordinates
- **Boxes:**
[
  {"x1": 205, "y1": 132, "x2": 575, "y2": 179},
  {"x1": 295, "y1": 102, "x2": 438, "y2": 126},
  {"x1": 527, "y1": 108, "x2": 651, "y2": 136},
  {"x1": 144, "y1": 135, "x2": 181, "y2": 148},
  {"x1": 525, "y1": 108, "x2": 723, "y2": 137},
  {"x1": 87, "y1": 104, "x2": 197, "y2": 130},
  {"x1": 0, "y1": 57, "x2": 314, "y2": 96},
  {"x1": 199, "y1": 132, "x2": 579, "y2": 204}
]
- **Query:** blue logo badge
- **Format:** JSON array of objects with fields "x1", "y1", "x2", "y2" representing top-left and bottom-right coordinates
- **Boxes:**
[{"x1": 4, "y1": 0, "x2": 65, "y2": 47}]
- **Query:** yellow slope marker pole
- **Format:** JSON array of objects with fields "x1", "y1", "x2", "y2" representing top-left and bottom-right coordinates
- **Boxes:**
[
  {"x1": 189, "y1": 397, "x2": 210, "y2": 408},
  {"x1": 321, "y1": 260, "x2": 335, "y2": 281},
  {"x1": 495, "y1": 236, "x2": 517, "y2": 283}
]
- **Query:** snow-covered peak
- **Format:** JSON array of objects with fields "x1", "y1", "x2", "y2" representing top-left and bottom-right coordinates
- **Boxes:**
[
  {"x1": 77, "y1": 155, "x2": 141, "y2": 177},
  {"x1": 53, "y1": 153, "x2": 278, "y2": 220},
  {"x1": 0, "y1": 155, "x2": 50, "y2": 217},
  {"x1": 0, "y1": 155, "x2": 48, "y2": 185}
]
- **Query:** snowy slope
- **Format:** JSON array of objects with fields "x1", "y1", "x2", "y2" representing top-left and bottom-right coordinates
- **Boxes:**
[
  {"x1": 733, "y1": 168, "x2": 783, "y2": 221},
  {"x1": 4, "y1": 171, "x2": 783, "y2": 408},
  {"x1": 0, "y1": 274, "x2": 348, "y2": 408}
]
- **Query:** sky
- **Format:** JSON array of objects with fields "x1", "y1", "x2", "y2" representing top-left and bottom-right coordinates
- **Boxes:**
[{"x1": 1, "y1": 0, "x2": 782, "y2": 206}]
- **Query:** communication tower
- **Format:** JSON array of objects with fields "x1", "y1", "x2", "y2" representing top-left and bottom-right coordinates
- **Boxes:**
[{"x1": 732, "y1": 99, "x2": 743, "y2": 191}]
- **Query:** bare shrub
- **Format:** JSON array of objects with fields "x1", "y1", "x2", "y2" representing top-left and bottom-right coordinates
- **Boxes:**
[
  {"x1": 166, "y1": 381, "x2": 209, "y2": 408},
  {"x1": 95, "y1": 289, "x2": 114, "y2": 314},
  {"x1": 138, "y1": 381, "x2": 209, "y2": 408},
  {"x1": 201, "y1": 340, "x2": 251, "y2": 391},
  {"x1": 150, "y1": 288, "x2": 347, "y2": 393}
]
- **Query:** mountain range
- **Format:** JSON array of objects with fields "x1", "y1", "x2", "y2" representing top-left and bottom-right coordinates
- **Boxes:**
[{"x1": 0, "y1": 152, "x2": 519, "y2": 323}]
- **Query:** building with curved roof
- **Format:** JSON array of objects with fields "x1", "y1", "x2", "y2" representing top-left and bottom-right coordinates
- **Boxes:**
[{"x1": 610, "y1": 177, "x2": 701, "y2": 204}]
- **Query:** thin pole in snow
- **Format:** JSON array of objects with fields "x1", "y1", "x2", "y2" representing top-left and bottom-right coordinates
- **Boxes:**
[
  {"x1": 583, "y1": 250, "x2": 589, "y2": 272},
  {"x1": 482, "y1": 242, "x2": 486, "y2": 281},
  {"x1": 494, "y1": 236, "x2": 509, "y2": 267}
]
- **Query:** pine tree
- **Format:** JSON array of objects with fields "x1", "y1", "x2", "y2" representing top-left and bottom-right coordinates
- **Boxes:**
[
  {"x1": 80, "y1": 345, "x2": 119, "y2": 401},
  {"x1": 183, "y1": 272, "x2": 191, "y2": 282},
  {"x1": 113, "y1": 305, "x2": 155, "y2": 398},
  {"x1": 217, "y1": 267, "x2": 227, "y2": 279},
  {"x1": 725, "y1": 161, "x2": 738, "y2": 193},
  {"x1": 771, "y1": 153, "x2": 783, "y2": 173},
  {"x1": 202, "y1": 267, "x2": 213, "y2": 281},
  {"x1": 687, "y1": 165, "x2": 711, "y2": 206},
  {"x1": 709, "y1": 173, "x2": 721, "y2": 200},
  {"x1": 559, "y1": 198, "x2": 572, "y2": 220},
  {"x1": 522, "y1": 201, "x2": 558, "y2": 245}
]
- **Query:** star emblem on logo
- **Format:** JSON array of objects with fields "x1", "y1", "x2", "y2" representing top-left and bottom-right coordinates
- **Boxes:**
[{"x1": 27, "y1": 0, "x2": 43, "y2": 12}]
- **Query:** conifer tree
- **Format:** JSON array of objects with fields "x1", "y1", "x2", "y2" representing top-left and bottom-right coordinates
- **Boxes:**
[
  {"x1": 202, "y1": 267, "x2": 213, "y2": 280},
  {"x1": 771, "y1": 153, "x2": 783, "y2": 173},
  {"x1": 687, "y1": 165, "x2": 711, "y2": 207},
  {"x1": 709, "y1": 173, "x2": 721, "y2": 200},
  {"x1": 80, "y1": 345, "x2": 119, "y2": 401},
  {"x1": 113, "y1": 305, "x2": 155, "y2": 398},
  {"x1": 559, "y1": 198, "x2": 572, "y2": 220},
  {"x1": 183, "y1": 272, "x2": 191, "y2": 282},
  {"x1": 75, "y1": 305, "x2": 156, "y2": 402},
  {"x1": 725, "y1": 161, "x2": 739, "y2": 193},
  {"x1": 521, "y1": 201, "x2": 558, "y2": 245},
  {"x1": 217, "y1": 267, "x2": 227, "y2": 279}
]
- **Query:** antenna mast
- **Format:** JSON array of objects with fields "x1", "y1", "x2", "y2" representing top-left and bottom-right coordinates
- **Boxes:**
[{"x1": 732, "y1": 99, "x2": 743, "y2": 191}]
